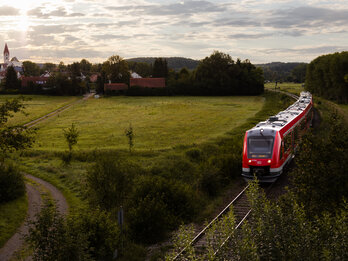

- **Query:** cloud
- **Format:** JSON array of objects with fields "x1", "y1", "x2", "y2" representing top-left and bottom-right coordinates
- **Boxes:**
[
  {"x1": 0, "y1": 6, "x2": 20, "y2": 16},
  {"x1": 27, "y1": 6, "x2": 85, "y2": 18},
  {"x1": 106, "y1": 0, "x2": 227, "y2": 16},
  {"x1": 227, "y1": 33, "x2": 272, "y2": 39},
  {"x1": 29, "y1": 25, "x2": 82, "y2": 35},
  {"x1": 265, "y1": 6, "x2": 348, "y2": 29}
]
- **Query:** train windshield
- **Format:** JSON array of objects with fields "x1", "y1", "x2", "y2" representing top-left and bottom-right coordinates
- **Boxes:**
[{"x1": 247, "y1": 136, "x2": 274, "y2": 158}]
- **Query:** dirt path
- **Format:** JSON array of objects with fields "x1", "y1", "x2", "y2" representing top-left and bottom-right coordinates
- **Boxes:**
[
  {"x1": 0, "y1": 175, "x2": 68, "y2": 261},
  {"x1": 25, "y1": 175, "x2": 68, "y2": 215},
  {"x1": 24, "y1": 92, "x2": 94, "y2": 129}
]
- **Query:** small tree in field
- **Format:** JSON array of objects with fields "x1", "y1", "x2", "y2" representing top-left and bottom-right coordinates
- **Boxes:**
[
  {"x1": 125, "y1": 124, "x2": 134, "y2": 153},
  {"x1": 63, "y1": 123, "x2": 79, "y2": 163}
]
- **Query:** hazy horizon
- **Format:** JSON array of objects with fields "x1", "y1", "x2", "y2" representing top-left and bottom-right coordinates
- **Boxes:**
[{"x1": 0, "y1": 0, "x2": 347, "y2": 64}]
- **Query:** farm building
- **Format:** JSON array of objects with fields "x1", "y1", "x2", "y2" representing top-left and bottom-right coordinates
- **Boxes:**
[
  {"x1": 104, "y1": 83, "x2": 128, "y2": 92},
  {"x1": 21, "y1": 76, "x2": 49, "y2": 87},
  {"x1": 130, "y1": 78, "x2": 165, "y2": 88}
]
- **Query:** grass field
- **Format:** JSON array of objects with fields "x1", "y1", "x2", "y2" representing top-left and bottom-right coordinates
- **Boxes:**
[
  {"x1": 0, "y1": 95, "x2": 79, "y2": 126},
  {"x1": 32, "y1": 96, "x2": 264, "y2": 151},
  {"x1": 0, "y1": 194, "x2": 27, "y2": 248},
  {"x1": 265, "y1": 82, "x2": 304, "y2": 95}
]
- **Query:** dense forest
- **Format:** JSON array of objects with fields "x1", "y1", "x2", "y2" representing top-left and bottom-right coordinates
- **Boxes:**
[
  {"x1": 126, "y1": 57, "x2": 199, "y2": 71},
  {"x1": 257, "y1": 62, "x2": 307, "y2": 82},
  {"x1": 305, "y1": 51, "x2": 348, "y2": 103}
]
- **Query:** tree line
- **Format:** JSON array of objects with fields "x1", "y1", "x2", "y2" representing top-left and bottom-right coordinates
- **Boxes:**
[
  {"x1": 1, "y1": 51, "x2": 264, "y2": 96},
  {"x1": 305, "y1": 51, "x2": 348, "y2": 103}
]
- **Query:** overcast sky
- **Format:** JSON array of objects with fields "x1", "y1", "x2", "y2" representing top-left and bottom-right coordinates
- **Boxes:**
[{"x1": 0, "y1": 0, "x2": 347, "y2": 64}]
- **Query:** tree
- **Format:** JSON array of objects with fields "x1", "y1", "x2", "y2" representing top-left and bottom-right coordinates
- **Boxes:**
[
  {"x1": 26, "y1": 203, "x2": 121, "y2": 261},
  {"x1": 102, "y1": 55, "x2": 130, "y2": 84},
  {"x1": 80, "y1": 59, "x2": 92, "y2": 75},
  {"x1": 86, "y1": 155, "x2": 135, "y2": 212},
  {"x1": 306, "y1": 51, "x2": 348, "y2": 103},
  {"x1": 153, "y1": 58, "x2": 168, "y2": 78},
  {"x1": 68, "y1": 62, "x2": 81, "y2": 79},
  {"x1": 291, "y1": 63, "x2": 307, "y2": 83},
  {"x1": 58, "y1": 61, "x2": 66, "y2": 72},
  {"x1": 125, "y1": 124, "x2": 134, "y2": 153},
  {"x1": 63, "y1": 123, "x2": 79, "y2": 163},
  {"x1": 194, "y1": 51, "x2": 263, "y2": 95},
  {"x1": 0, "y1": 97, "x2": 35, "y2": 158},
  {"x1": 5, "y1": 66, "x2": 20, "y2": 90},
  {"x1": 22, "y1": 61, "x2": 40, "y2": 76},
  {"x1": 41, "y1": 62, "x2": 56, "y2": 73}
]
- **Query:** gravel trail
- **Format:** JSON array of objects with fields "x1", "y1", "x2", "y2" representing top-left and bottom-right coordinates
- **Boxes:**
[{"x1": 0, "y1": 175, "x2": 68, "y2": 260}]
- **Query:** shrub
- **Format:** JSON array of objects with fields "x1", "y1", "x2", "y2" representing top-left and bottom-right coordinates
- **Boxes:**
[
  {"x1": 128, "y1": 175, "x2": 199, "y2": 243},
  {"x1": 0, "y1": 162, "x2": 25, "y2": 203},
  {"x1": 27, "y1": 203, "x2": 121, "y2": 261},
  {"x1": 86, "y1": 155, "x2": 138, "y2": 212}
]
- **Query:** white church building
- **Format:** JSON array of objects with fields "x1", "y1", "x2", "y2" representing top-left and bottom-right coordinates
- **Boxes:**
[{"x1": 0, "y1": 43, "x2": 23, "y2": 82}]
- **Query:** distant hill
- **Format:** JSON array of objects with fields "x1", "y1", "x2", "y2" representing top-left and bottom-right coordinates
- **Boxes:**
[
  {"x1": 256, "y1": 62, "x2": 307, "y2": 82},
  {"x1": 126, "y1": 57, "x2": 200, "y2": 71}
]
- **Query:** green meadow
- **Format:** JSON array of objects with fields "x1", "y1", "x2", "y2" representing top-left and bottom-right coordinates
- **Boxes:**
[
  {"x1": 265, "y1": 82, "x2": 304, "y2": 95},
  {"x1": 0, "y1": 95, "x2": 79, "y2": 126},
  {"x1": 32, "y1": 96, "x2": 264, "y2": 151}
]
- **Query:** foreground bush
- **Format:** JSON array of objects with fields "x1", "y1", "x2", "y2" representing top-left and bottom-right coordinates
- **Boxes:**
[
  {"x1": 128, "y1": 175, "x2": 199, "y2": 243},
  {"x1": 0, "y1": 162, "x2": 25, "y2": 203},
  {"x1": 26, "y1": 203, "x2": 120, "y2": 261}
]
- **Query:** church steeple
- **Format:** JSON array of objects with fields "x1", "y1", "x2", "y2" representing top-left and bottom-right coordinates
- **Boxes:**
[{"x1": 4, "y1": 43, "x2": 9, "y2": 64}]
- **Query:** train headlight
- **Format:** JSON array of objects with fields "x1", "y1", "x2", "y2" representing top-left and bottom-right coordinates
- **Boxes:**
[
  {"x1": 248, "y1": 160, "x2": 251, "y2": 163},
  {"x1": 267, "y1": 160, "x2": 271, "y2": 164}
]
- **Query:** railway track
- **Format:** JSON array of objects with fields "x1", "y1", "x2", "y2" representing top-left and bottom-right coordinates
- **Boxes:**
[{"x1": 172, "y1": 182, "x2": 275, "y2": 260}]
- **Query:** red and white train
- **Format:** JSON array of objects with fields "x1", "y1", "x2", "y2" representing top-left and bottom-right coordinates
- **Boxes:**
[{"x1": 242, "y1": 92, "x2": 313, "y2": 182}]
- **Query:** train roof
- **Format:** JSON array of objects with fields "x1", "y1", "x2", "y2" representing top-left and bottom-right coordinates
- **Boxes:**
[{"x1": 248, "y1": 92, "x2": 312, "y2": 134}]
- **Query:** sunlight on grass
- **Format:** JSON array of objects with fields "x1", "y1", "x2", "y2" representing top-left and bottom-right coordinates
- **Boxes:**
[
  {"x1": 32, "y1": 96, "x2": 264, "y2": 151},
  {"x1": 265, "y1": 82, "x2": 304, "y2": 95},
  {"x1": 0, "y1": 194, "x2": 27, "y2": 248},
  {"x1": 0, "y1": 95, "x2": 79, "y2": 126}
]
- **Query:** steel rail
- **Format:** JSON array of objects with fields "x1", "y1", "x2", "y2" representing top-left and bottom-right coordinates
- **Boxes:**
[
  {"x1": 213, "y1": 181, "x2": 275, "y2": 257},
  {"x1": 172, "y1": 184, "x2": 250, "y2": 260}
]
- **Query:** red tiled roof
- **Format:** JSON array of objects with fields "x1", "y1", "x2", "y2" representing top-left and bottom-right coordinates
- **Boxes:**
[
  {"x1": 130, "y1": 78, "x2": 165, "y2": 88},
  {"x1": 21, "y1": 77, "x2": 48, "y2": 87},
  {"x1": 90, "y1": 74, "x2": 99, "y2": 83},
  {"x1": 104, "y1": 83, "x2": 128, "y2": 91}
]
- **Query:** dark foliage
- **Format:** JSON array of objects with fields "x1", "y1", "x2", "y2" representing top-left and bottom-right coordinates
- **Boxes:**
[
  {"x1": 0, "y1": 97, "x2": 35, "y2": 156},
  {"x1": 257, "y1": 62, "x2": 307, "y2": 82},
  {"x1": 306, "y1": 51, "x2": 348, "y2": 103},
  {"x1": 167, "y1": 51, "x2": 264, "y2": 95},
  {"x1": 86, "y1": 156, "x2": 136, "y2": 212},
  {"x1": 23, "y1": 61, "x2": 41, "y2": 77},
  {"x1": 153, "y1": 58, "x2": 168, "y2": 78},
  {"x1": 0, "y1": 162, "x2": 25, "y2": 203},
  {"x1": 290, "y1": 110, "x2": 348, "y2": 216},
  {"x1": 26, "y1": 203, "x2": 120, "y2": 261},
  {"x1": 45, "y1": 73, "x2": 86, "y2": 96},
  {"x1": 127, "y1": 57, "x2": 199, "y2": 71},
  {"x1": 4, "y1": 66, "x2": 21, "y2": 91},
  {"x1": 128, "y1": 175, "x2": 198, "y2": 243}
]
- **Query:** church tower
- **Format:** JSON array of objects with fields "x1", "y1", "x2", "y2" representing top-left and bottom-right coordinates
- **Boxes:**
[{"x1": 4, "y1": 43, "x2": 9, "y2": 64}]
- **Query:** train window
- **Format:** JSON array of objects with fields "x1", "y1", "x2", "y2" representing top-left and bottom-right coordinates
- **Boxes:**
[
  {"x1": 280, "y1": 141, "x2": 284, "y2": 159},
  {"x1": 247, "y1": 136, "x2": 274, "y2": 158},
  {"x1": 301, "y1": 119, "x2": 306, "y2": 130},
  {"x1": 284, "y1": 132, "x2": 292, "y2": 152},
  {"x1": 294, "y1": 125, "x2": 299, "y2": 141}
]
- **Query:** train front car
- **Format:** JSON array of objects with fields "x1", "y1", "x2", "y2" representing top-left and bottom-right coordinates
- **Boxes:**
[
  {"x1": 242, "y1": 91, "x2": 313, "y2": 183},
  {"x1": 242, "y1": 127, "x2": 281, "y2": 182}
]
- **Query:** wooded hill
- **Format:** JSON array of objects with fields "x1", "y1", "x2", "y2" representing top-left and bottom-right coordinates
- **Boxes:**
[
  {"x1": 126, "y1": 57, "x2": 199, "y2": 71},
  {"x1": 257, "y1": 62, "x2": 307, "y2": 82}
]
